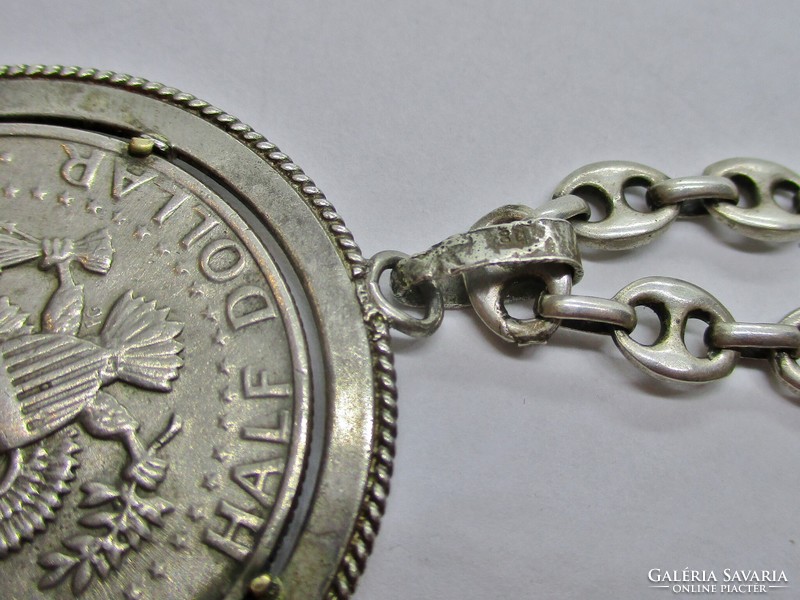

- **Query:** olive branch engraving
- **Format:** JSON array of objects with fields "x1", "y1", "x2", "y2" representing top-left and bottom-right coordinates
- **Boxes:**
[{"x1": 37, "y1": 415, "x2": 182, "y2": 596}]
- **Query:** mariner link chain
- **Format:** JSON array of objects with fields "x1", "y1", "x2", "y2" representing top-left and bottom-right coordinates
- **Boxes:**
[{"x1": 367, "y1": 158, "x2": 800, "y2": 391}]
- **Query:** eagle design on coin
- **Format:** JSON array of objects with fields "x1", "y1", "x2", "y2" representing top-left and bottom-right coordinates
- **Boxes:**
[{"x1": 0, "y1": 224, "x2": 184, "y2": 568}]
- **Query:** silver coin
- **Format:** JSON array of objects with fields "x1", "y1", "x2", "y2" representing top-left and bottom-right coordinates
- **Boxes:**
[{"x1": 0, "y1": 67, "x2": 394, "y2": 599}]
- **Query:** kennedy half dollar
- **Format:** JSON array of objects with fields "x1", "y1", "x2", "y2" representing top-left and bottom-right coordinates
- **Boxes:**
[{"x1": 0, "y1": 66, "x2": 393, "y2": 600}]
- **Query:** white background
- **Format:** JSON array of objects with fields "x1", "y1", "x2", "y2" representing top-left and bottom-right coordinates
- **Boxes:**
[{"x1": 3, "y1": 2, "x2": 800, "y2": 598}]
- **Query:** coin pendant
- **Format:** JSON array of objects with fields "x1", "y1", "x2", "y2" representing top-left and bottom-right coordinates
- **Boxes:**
[{"x1": 0, "y1": 66, "x2": 394, "y2": 599}]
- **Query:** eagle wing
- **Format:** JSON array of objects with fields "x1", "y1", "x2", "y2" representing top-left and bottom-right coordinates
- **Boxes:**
[{"x1": 0, "y1": 432, "x2": 81, "y2": 557}]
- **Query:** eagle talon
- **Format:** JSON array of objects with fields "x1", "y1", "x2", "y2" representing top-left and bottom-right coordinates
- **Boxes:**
[
  {"x1": 40, "y1": 237, "x2": 76, "y2": 269},
  {"x1": 125, "y1": 456, "x2": 168, "y2": 491}
]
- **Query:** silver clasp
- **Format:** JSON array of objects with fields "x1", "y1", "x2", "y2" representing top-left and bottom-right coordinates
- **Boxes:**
[
  {"x1": 381, "y1": 204, "x2": 584, "y2": 345},
  {"x1": 462, "y1": 205, "x2": 579, "y2": 346}
]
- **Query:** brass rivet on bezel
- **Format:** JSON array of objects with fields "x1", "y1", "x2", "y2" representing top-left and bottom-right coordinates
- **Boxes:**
[
  {"x1": 128, "y1": 136, "x2": 155, "y2": 157},
  {"x1": 249, "y1": 573, "x2": 286, "y2": 599}
]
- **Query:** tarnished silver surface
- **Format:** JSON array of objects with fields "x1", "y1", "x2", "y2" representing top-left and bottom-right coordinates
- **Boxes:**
[
  {"x1": 647, "y1": 175, "x2": 738, "y2": 210},
  {"x1": 367, "y1": 250, "x2": 443, "y2": 337},
  {"x1": 527, "y1": 195, "x2": 590, "y2": 221},
  {"x1": 391, "y1": 217, "x2": 582, "y2": 308},
  {"x1": 771, "y1": 308, "x2": 800, "y2": 393},
  {"x1": 703, "y1": 158, "x2": 800, "y2": 241},
  {"x1": 0, "y1": 67, "x2": 395, "y2": 600},
  {"x1": 382, "y1": 204, "x2": 584, "y2": 345},
  {"x1": 395, "y1": 218, "x2": 582, "y2": 291},
  {"x1": 611, "y1": 277, "x2": 738, "y2": 383},
  {"x1": 537, "y1": 294, "x2": 636, "y2": 334},
  {"x1": 552, "y1": 161, "x2": 676, "y2": 250},
  {"x1": 709, "y1": 322, "x2": 800, "y2": 352},
  {"x1": 0, "y1": 123, "x2": 310, "y2": 599},
  {"x1": 6, "y1": 58, "x2": 800, "y2": 600},
  {"x1": 378, "y1": 158, "x2": 800, "y2": 391},
  {"x1": 462, "y1": 209, "x2": 580, "y2": 346}
]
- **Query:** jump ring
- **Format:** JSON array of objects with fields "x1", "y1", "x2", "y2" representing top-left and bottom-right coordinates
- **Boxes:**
[{"x1": 367, "y1": 250, "x2": 444, "y2": 337}]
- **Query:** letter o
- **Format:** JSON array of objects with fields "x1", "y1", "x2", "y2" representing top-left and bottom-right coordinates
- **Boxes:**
[{"x1": 200, "y1": 238, "x2": 246, "y2": 282}]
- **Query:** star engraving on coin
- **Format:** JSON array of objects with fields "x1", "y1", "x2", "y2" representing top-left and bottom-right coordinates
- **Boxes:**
[
  {"x1": 202, "y1": 473, "x2": 223, "y2": 491},
  {"x1": 188, "y1": 281, "x2": 205, "y2": 298},
  {"x1": 123, "y1": 583, "x2": 145, "y2": 600},
  {"x1": 133, "y1": 225, "x2": 151, "y2": 241},
  {"x1": 85, "y1": 198, "x2": 103, "y2": 214},
  {"x1": 220, "y1": 387, "x2": 239, "y2": 404},
  {"x1": 148, "y1": 561, "x2": 167, "y2": 580},
  {"x1": 186, "y1": 505, "x2": 206, "y2": 522},
  {"x1": 172, "y1": 260, "x2": 189, "y2": 276},
  {"x1": 202, "y1": 305, "x2": 220, "y2": 324},
  {"x1": 112, "y1": 209, "x2": 127, "y2": 225},
  {"x1": 169, "y1": 531, "x2": 190, "y2": 551},
  {"x1": 212, "y1": 447, "x2": 233, "y2": 463},
  {"x1": 213, "y1": 328, "x2": 229, "y2": 347},
  {"x1": 216, "y1": 413, "x2": 235, "y2": 431},
  {"x1": 217, "y1": 357, "x2": 233, "y2": 375}
]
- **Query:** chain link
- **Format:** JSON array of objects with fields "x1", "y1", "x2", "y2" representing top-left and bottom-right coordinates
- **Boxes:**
[
  {"x1": 771, "y1": 308, "x2": 800, "y2": 392},
  {"x1": 612, "y1": 277, "x2": 738, "y2": 383},
  {"x1": 704, "y1": 158, "x2": 800, "y2": 242},
  {"x1": 552, "y1": 161, "x2": 677, "y2": 250},
  {"x1": 367, "y1": 158, "x2": 800, "y2": 392},
  {"x1": 647, "y1": 175, "x2": 738, "y2": 214},
  {"x1": 537, "y1": 294, "x2": 636, "y2": 335},
  {"x1": 708, "y1": 322, "x2": 800, "y2": 355}
]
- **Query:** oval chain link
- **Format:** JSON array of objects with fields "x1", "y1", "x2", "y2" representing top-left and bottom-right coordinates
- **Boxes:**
[
  {"x1": 552, "y1": 161, "x2": 677, "y2": 250},
  {"x1": 703, "y1": 158, "x2": 800, "y2": 242},
  {"x1": 368, "y1": 158, "x2": 800, "y2": 391},
  {"x1": 611, "y1": 277, "x2": 738, "y2": 383}
]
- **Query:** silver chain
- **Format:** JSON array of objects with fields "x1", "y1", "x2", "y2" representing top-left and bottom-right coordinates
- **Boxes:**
[{"x1": 367, "y1": 158, "x2": 800, "y2": 393}]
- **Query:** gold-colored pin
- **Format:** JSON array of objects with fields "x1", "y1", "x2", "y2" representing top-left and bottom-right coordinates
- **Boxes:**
[
  {"x1": 249, "y1": 573, "x2": 286, "y2": 600},
  {"x1": 128, "y1": 136, "x2": 155, "y2": 157}
]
